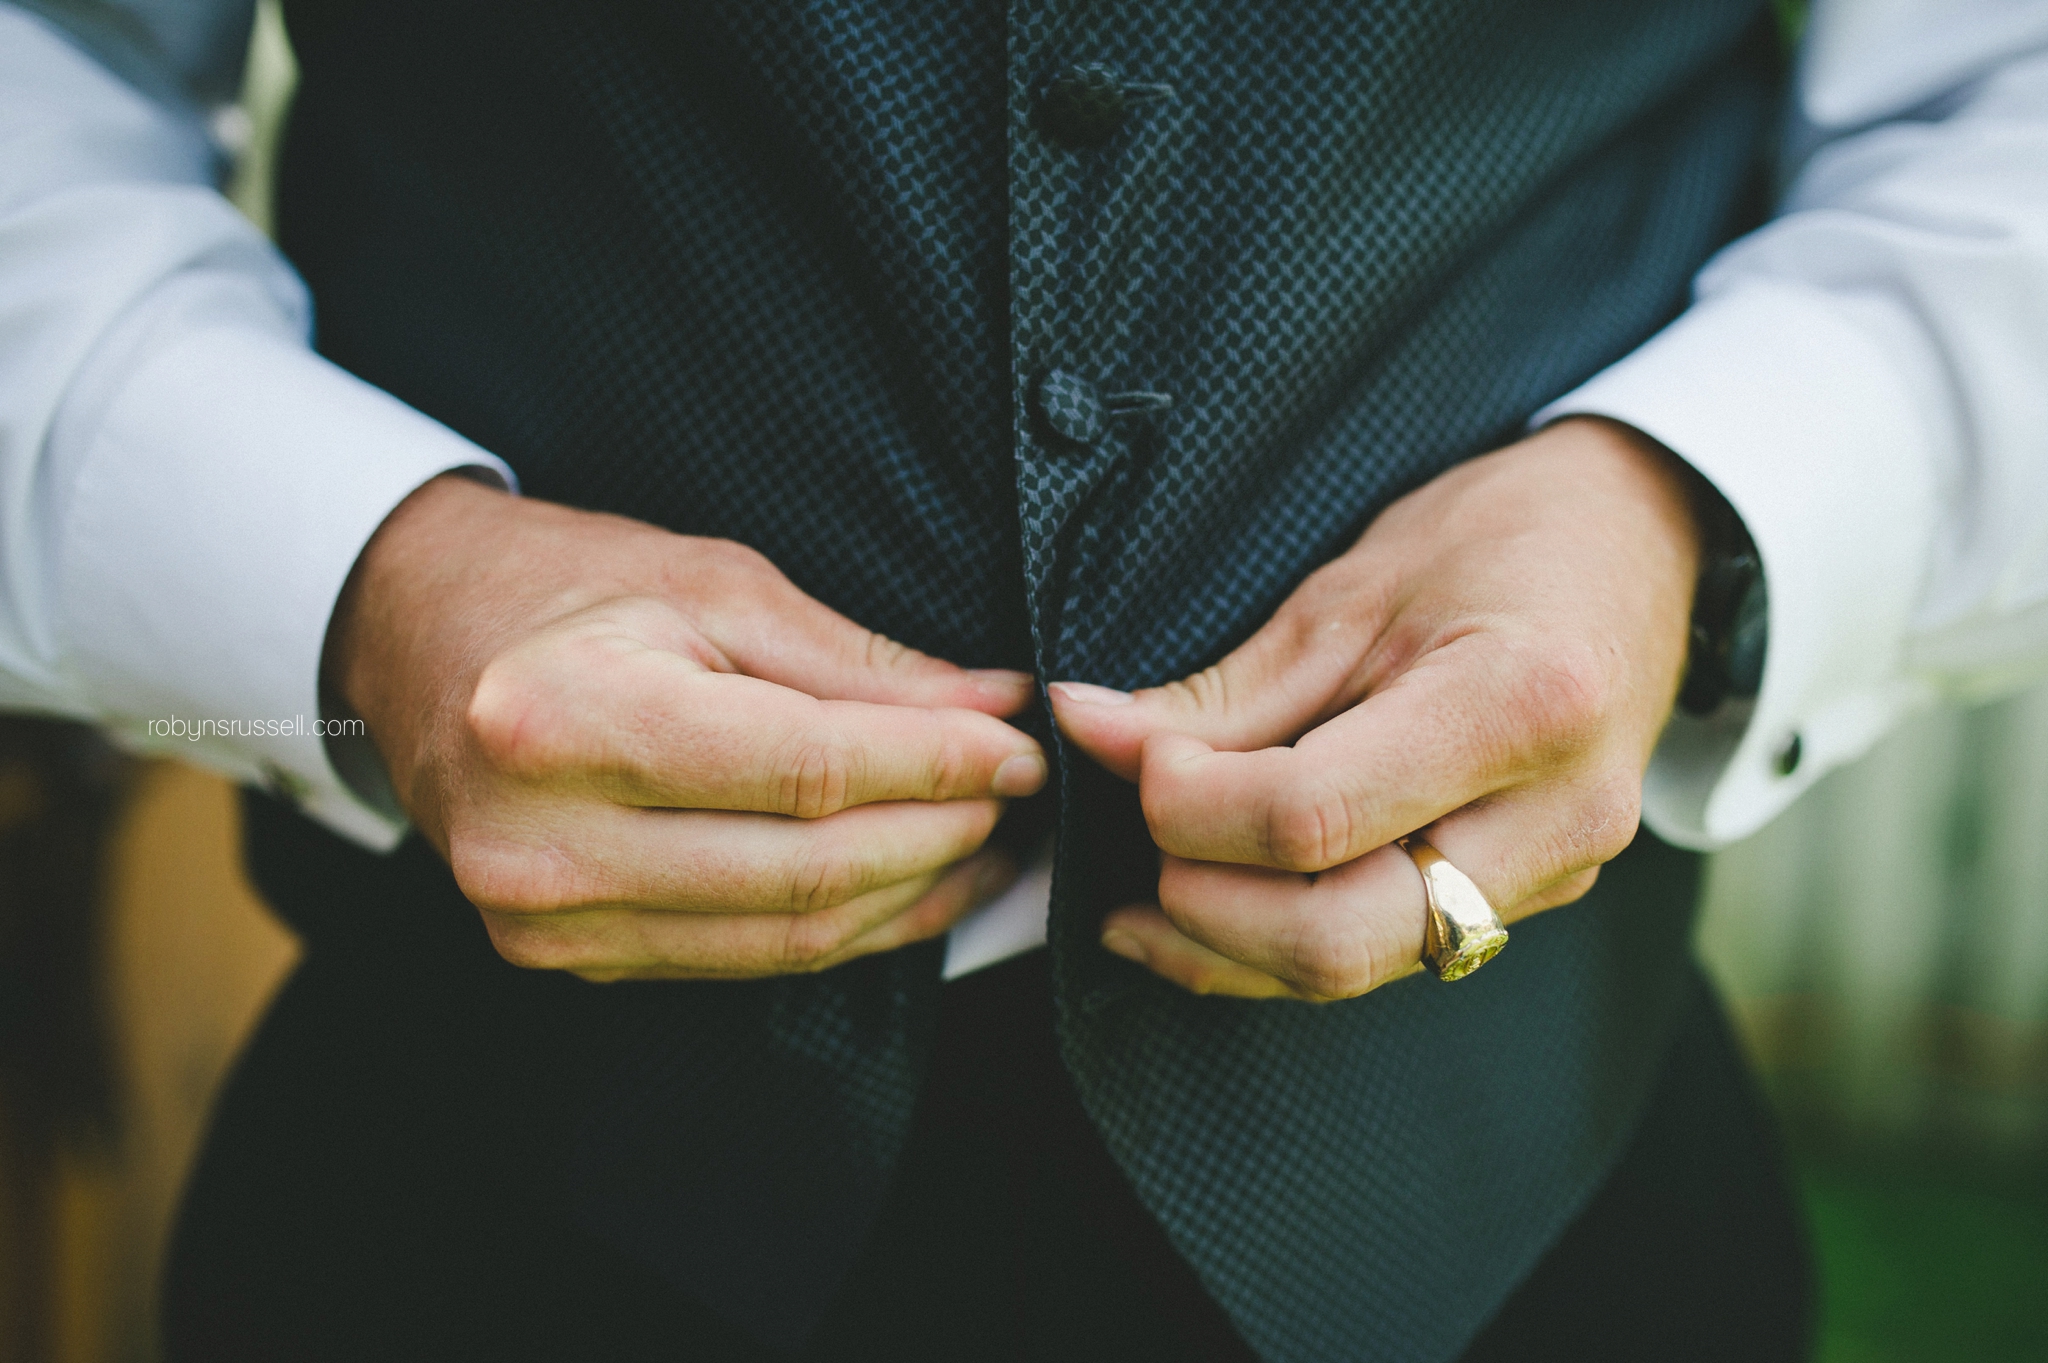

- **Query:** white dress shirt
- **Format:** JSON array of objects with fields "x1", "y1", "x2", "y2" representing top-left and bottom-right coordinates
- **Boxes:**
[{"x1": 3, "y1": 0, "x2": 2047, "y2": 976}]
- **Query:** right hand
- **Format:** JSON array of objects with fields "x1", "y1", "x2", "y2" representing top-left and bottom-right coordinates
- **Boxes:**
[{"x1": 324, "y1": 474, "x2": 1046, "y2": 982}]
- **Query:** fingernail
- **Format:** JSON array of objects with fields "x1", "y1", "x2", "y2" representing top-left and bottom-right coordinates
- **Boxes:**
[
  {"x1": 1050, "y1": 681, "x2": 1133, "y2": 707},
  {"x1": 1101, "y1": 929, "x2": 1149, "y2": 966},
  {"x1": 991, "y1": 752, "x2": 1047, "y2": 797}
]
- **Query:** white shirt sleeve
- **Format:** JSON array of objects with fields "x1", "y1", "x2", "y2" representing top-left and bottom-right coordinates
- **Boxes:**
[
  {"x1": 1539, "y1": 0, "x2": 2048, "y2": 852},
  {"x1": 0, "y1": 2, "x2": 514, "y2": 849}
]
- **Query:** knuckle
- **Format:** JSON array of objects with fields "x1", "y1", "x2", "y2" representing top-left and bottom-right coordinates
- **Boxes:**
[
  {"x1": 862, "y1": 630, "x2": 917, "y2": 674},
  {"x1": 705, "y1": 537, "x2": 774, "y2": 579},
  {"x1": 1578, "y1": 772, "x2": 1643, "y2": 863},
  {"x1": 777, "y1": 730, "x2": 856, "y2": 818},
  {"x1": 925, "y1": 731, "x2": 971, "y2": 799},
  {"x1": 787, "y1": 841, "x2": 870, "y2": 914},
  {"x1": 449, "y1": 832, "x2": 585, "y2": 916},
  {"x1": 775, "y1": 911, "x2": 857, "y2": 972},
  {"x1": 1264, "y1": 781, "x2": 1356, "y2": 873},
  {"x1": 1541, "y1": 769, "x2": 1643, "y2": 875},
  {"x1": 480, "y1": 915, "x2": 577, "y2": 972},
  {"x1": 1300, "y1": 564, "x2": 1375, "y2": 621},
  {"x1": 681, "y1": 538, "x2": 779, "y2": 607},
  {"x1": 1287, "y1": 916, "x2": 1376, "y2": 999},
  {"x1": 1506, "y1": 640, "x2": 1615, "y2": 754},
  {"x1": 465, "y1": 658, "x2": 557, "y2": 775},
  {"x1": 1162, "y1": 664, "x2": 1231, "y2": 716}
]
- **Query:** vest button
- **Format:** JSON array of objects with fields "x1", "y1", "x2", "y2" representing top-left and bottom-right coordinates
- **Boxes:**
[
  {"x1": 1030, "y1": 369, "x2": 1106, "y2": 445},
  {"x1": 1038, "y1": 65, "x2": 1127, "y2": 149}
]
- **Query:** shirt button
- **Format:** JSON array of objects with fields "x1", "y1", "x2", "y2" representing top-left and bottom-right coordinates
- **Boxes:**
[
  {"x1": 1030, "y1": 369, "x2": 1106, "y2": 445},
  {"x1": 1037, "y1": 64, "x2": 1129, "y2": 149}
]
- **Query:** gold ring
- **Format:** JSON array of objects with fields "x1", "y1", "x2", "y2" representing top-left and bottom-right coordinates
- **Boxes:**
[{"x1": 1398, "y1": 836, "x2": 1508, "y2": 982}]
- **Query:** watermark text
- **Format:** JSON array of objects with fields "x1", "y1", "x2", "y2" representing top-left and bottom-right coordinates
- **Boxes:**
[{"x1": 144, "y1": 714, "x2": 363, "y2": 742}]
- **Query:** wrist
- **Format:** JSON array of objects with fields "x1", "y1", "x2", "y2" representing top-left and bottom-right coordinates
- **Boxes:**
[
  {"x1": 321, "y1": 472, "x2": 512, "y2": 805},
  {"x1": 1543, "y1": 415, "x2": 1764, "y2": 717},
  {"x1": 1542, "y1": 415, "x2": 1708, "y2": 578}
]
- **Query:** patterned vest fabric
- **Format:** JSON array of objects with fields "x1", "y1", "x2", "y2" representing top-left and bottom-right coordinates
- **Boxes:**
[{"x1": 262, "y1": 2, "x2": 1774, "y2": 1358}]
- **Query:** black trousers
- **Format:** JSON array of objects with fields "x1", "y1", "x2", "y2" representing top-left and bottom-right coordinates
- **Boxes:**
[{"x1": 165, "y1": 951, "x2": 1812, "y2": 1363}]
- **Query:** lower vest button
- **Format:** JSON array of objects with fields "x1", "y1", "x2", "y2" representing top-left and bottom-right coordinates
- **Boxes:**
[{"x1": 1030, "y1": 369, "x2": 1106, "y2": 445}]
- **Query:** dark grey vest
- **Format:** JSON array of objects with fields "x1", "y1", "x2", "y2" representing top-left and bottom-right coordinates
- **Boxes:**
[{"x1": 256, "y1": 3, "x2": 1775, "y2": 1358}]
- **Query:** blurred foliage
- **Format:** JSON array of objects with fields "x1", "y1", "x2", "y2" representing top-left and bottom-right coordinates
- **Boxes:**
[
  {"x1": 1804, "y1": 1159, "x2": 2048, "y2": 1363},
  {"x1": 1775, "y1": 0, "x2": 1810, "y2": 52}
]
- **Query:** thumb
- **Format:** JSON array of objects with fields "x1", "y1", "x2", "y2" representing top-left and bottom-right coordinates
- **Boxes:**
[{"x1": 1049, "y1": 604, "x2": 1362, "y2": 782}]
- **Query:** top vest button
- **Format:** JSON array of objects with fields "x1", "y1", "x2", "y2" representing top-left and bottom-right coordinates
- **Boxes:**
[{"x1": 1037, "y1": 65, "x2": 1129, "y2": 149}]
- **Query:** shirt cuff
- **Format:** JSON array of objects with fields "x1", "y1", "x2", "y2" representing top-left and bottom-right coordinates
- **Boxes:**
[
  {"x1": 1537, "y1": 284, "x2": 1942, "y2": 851},
  {"x1": 52, "y1": 322, "x2": 513, "y2": 849}
]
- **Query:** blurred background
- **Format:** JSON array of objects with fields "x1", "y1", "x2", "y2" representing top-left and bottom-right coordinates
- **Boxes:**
[{"x1": 2, "y1": 5, "x2": 2045, "y2": 1360}]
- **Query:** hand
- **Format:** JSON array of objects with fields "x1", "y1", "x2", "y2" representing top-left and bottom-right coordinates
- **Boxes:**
[
  {"x1": 1050, "y1": 417, "x2": 1702, "y2": 1001},
  {"x1": 326, "y1": 475, "x2": 1046, "y2": 981}
]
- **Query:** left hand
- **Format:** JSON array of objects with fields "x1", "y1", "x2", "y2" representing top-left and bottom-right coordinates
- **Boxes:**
[{"x1": 1049, "y1": 417, "x2": 1704, "y2": 1001}]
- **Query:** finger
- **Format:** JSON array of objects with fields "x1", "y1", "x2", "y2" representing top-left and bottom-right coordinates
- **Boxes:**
[
  {"x1": 691, "y1": 545, "x2": 1037, "y2": 716},
  {"x1": 1102, "y1": 903, "x2": 1428, "y2": 1001},
  {"x1": 538, "y1": 850, "x2": 1013, "y2": 982},
  {"x1": 1423, "y1": 778, "x2": 1635, "y2": 924},
  {"x1": 1153, "y1": 844, "x2": 1425, "y2": 999},
  {"x1": 1099, "y1": 904, "x2": 1312, "y2": 1000},
  {"x1": 1049, "y1": 559, "x2": 1384, "y2": 780},
  {"x1": 453, "y1": 797, "x2": 1004, "y2": 917},
  {"x1": 471, "y1": 639, "x2": 1045, "y2": 813},
  {"x1": 822, "y1": 846, "x2": 1020, "y2": 964},
  {"x1": 483, "y1": 865, "x2": 937, "y2": 976},
  {"x1": 1133, "y1": 632, "x2": 1574, "y2": 870},
  {"x1": 1150, "y1": 781, "x2": 1636, "y2": 997},
  {"x1": 1508, "y1": 865, "x2": 1601, "y2": 917}
]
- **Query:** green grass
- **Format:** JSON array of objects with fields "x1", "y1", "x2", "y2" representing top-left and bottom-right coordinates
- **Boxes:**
[{"x1": 1802, "y1": 1161, "x2": 2048, "y2": 1363}]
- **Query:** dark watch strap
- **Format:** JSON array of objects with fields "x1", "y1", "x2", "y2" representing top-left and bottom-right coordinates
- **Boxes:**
[{"x1": 1677, "y1": 520, "x2": 1768, "y2": 717}]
